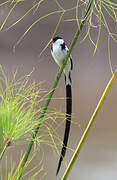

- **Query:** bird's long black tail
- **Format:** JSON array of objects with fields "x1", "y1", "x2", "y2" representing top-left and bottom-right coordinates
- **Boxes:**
[{"x1": 56, "y1": 83, "x2": 72, "y2": 175}]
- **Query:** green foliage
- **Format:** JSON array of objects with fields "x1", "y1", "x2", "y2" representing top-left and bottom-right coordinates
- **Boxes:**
[
  {"x1": 0, "y1": 65, "x2": 42, "y2": 152},
  {"x1": 0, "y1": 154, "x2": 46, "y2": 180},
  {"x1": 0, "y1": 65, "x2": 65, "y2": 178}
]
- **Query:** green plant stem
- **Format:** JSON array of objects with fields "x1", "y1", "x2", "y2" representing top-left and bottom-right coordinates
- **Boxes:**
[
  {"x1": 0, "y1": 143, "x2": 8, "y2": 161},
  {"x1": 62, "y1": 70, "x2": 117, "y2": 180},
  {"x1": 17, "y1": 0, "x2": 94, "y2": 179}
]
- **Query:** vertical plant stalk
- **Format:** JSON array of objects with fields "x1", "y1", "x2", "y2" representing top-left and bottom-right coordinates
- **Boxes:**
[
  {"x1": 18, "y1": 0, "x2": 94, "y2": 179},
  {"x1": 11, "y1": 154, "x2": 25, "y2": 180},
  {"x1": 62, "y1": 70, "x2": 117, "y2": 180},
  {"x1": 0, "y1": 143, "x2": 8, "y2": 160}
]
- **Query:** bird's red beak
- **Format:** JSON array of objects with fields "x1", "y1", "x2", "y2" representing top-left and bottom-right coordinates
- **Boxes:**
[{"x1": 50, "y1": 39, "x2": 54, "y2": 43}]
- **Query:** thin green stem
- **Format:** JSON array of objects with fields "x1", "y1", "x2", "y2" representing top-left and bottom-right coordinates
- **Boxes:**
[
  {"x1": 0, "y1": 143, "x2": 8, "y2": 161},
  {"x1": 17, "y1": 0, "x2": 94, "y2": 179},
  {"x1": 0, "y1": 1, "x2": 18, "y2": 31},
  {"x1": 62, "y1": 70, "x2": 117, "y2": 180}
]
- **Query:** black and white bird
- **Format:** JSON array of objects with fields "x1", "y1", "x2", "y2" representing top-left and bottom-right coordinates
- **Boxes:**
[{"x1": 50, "y1": 36, "x2": 73, "y2": 175}]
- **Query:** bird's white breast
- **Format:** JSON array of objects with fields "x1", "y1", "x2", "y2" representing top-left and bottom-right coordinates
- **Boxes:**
[{"x1": 51, "y1": 42, "x2": 67, "y2": 67}]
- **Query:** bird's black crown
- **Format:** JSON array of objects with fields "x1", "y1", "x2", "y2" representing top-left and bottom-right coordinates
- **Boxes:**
[{"x1": 53, "y1": 36, "x2": 62, "y2": 42}]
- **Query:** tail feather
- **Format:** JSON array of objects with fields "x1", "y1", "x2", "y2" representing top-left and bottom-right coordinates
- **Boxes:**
[{"x1": 56, "y1": 84, "x2": 72, "y2": 175}]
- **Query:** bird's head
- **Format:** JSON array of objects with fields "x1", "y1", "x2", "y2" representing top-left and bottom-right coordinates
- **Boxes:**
[{"x1": 50, "y1": 36, "x2": 64, "y2": 46}]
